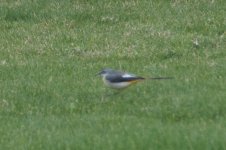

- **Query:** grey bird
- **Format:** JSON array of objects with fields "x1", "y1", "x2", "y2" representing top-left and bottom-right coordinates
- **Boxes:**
[{"x1": 97, "y1": 68, "x2": 173, "y2": 89}]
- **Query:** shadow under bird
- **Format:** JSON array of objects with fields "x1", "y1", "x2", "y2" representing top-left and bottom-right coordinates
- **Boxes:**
[{"x1": 97, "y1": 68, "x2": 173, "y2": 89}]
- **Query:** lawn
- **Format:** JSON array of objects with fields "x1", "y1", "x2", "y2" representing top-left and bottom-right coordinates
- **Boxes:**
[{"x1": 0, "y1": 0, "x2": 226, "y2": 149}]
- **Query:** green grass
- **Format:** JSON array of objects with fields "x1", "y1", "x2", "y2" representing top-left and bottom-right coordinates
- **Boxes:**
[{"x1": 1, "y1": 0, "x2": 226, "y2": 149}]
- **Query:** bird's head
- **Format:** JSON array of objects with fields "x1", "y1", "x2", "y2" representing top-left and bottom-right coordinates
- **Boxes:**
[{"x1": 97, "y1": 68, "x2": 114, "y2": 77}]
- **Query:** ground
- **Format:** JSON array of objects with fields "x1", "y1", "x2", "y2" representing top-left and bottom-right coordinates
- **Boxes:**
[{"x1": 0, "y1": 0, "x2": 226, "y2": 149}]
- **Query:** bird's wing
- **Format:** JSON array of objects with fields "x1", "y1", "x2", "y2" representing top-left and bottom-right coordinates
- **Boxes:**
[{"x1": 106, "y1": 73, "x2": 144, "y2": 83}]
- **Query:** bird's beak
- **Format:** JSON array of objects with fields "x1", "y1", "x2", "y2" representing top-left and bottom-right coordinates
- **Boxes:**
[{"x1": 96, "y1": 71, "x2": 101, "y2": 76}]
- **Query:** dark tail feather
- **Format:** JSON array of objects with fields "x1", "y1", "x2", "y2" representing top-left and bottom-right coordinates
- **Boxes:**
[{"x1": 147, "y1": 77, "x2": 174, "y2": 80}]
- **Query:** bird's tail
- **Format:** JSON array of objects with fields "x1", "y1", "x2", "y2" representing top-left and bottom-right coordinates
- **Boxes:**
[{"x1": 146, "y1": 77, "x2": 174, "y2": 80}]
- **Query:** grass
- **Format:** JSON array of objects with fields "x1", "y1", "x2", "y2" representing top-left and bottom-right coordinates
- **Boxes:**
[{"x1": 0, "y1": 0, "x2": 226, "y2": 149}]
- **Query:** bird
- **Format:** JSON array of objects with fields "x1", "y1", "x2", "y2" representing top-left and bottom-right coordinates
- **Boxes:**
[{"x1": 97, "y1": 68, "x2": 173, "y2": 89}]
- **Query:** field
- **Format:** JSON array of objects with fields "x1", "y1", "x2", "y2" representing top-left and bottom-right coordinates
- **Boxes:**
[{"x1": 0, "y1": 0, "x2": 226, "y2": 149}]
